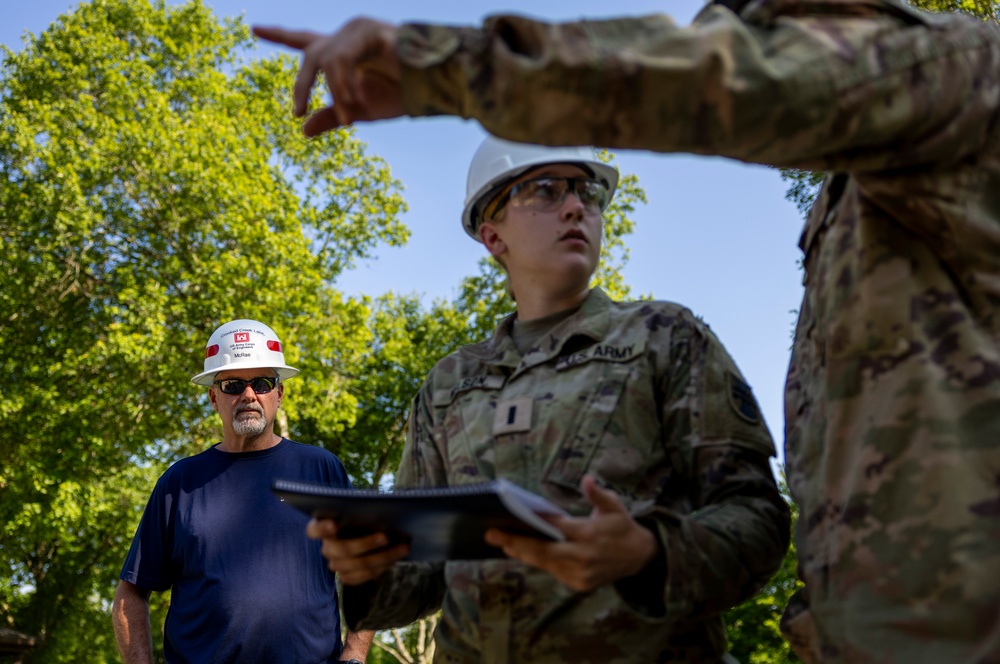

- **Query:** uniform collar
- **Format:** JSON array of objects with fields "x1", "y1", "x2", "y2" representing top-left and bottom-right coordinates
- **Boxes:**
[{"x1": 463, "y1": 288, "x2": 614, "y2": 377}]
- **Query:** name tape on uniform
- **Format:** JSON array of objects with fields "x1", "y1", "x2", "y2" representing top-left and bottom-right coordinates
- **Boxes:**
[{"x1": 432, "y1": 375, "x2": 506, "y2": 406}]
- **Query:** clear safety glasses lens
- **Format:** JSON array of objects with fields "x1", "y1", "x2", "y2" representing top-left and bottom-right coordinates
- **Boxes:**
[{"x1": 508, "y1": 177, "x2": 609, "y2": 211}]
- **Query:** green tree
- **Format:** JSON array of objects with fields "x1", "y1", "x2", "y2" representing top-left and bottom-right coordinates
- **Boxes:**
[
  {"x1": 0, "y1": 1, "x2": 405, "y2": 660},
  {"x1": 369, "y1": 613, "x2": 438, "y2": 664}
]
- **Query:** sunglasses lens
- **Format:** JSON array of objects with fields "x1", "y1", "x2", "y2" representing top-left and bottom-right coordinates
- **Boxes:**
[
  {"x1": 217, "y1": 379, "x2": 244, "y2": 394},
  {"x1": 216, "y1": 377, "x2": 277, "y2": 394},
  {"x1": 250, "y1": 377, "x2": 276, "y2": 394}
]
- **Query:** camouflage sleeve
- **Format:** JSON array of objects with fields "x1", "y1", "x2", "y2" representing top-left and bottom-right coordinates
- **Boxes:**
[
  {"x1": 623, "y1": 317, "x2": 791, "y2": 618},
  {"x1": 397, "y1": 1, "x2": 1000, "y2": 170},
  {"x1": 343, "y1": 383, "x2": 448, "y2": 631}
]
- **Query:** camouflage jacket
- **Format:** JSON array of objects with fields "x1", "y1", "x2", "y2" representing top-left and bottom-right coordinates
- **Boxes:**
[
  {"x1": 394, "y1": 2, "x2": 1000, "y2": 662},
  {"x1": 344, "y1": 289, "x2": 790, "y2": 663}
]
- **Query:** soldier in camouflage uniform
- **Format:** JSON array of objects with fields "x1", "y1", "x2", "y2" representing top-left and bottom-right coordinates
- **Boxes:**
[
  {"x1": 258, "y1": 2, "x2": 1000, "y2": 661},
  {"x1": 302, "y1": 136, "x2": 790, "y2": 663},
  {"x1": 257, "y1": 1, "x2": 1000, "y2": 661}
]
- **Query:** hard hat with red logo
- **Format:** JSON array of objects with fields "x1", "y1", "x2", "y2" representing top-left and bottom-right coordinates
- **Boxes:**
[{"x1": 190, "y1": 319, "x2": 299, "y2": 386}]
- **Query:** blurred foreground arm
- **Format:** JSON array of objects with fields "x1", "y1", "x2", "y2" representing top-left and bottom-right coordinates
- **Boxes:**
[{"x1": 256, "y1": 3, "x2": 998, "y2": 171}]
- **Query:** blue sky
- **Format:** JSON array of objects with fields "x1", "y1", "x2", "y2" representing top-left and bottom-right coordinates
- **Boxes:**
[{"x1": 3, "y1": 1, "x2": 806, "y2": 459}]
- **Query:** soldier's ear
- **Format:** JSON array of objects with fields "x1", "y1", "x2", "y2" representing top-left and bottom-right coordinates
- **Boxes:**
[{"x1": 480, "y1": 222, "x2": 507, "y2": 259}]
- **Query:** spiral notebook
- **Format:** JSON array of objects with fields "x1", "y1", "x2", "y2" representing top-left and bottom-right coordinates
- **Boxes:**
[{"x1": 272, "y1": 478, "x2": 567, "y2": 561}]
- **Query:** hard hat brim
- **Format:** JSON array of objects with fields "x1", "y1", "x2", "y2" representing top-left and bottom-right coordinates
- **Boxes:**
[{"x1": 191, "y1": 364, "x2": 299, "y2": 387}]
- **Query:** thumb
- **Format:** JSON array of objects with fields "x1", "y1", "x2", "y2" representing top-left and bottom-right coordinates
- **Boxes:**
[{"x1": 581, "y1": 475, "x2": 627, "y2": 517}]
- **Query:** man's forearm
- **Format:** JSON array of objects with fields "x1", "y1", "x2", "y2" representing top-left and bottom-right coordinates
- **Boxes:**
[
  {"x1": 112, "y1": 581, "x2": 154, "y2": 664},
  {"x1": 341, "y1": 628, "x2": 376, "y2": 662}
]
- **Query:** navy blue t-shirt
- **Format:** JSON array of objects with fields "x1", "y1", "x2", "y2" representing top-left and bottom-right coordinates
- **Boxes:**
[{"x1": 120, "y1": 439, "x2": 350, "y2": 664}]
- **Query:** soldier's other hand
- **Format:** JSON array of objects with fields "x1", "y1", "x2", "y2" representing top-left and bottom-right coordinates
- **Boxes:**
[
  {"x1": 484, "y1": 475, "x2": 659, "y2": 592},
  {"x1": 306, "y1": 517, "x2": 409, "y2": 585},
  {"x1": 252, "y1": 18, "x2": 404, "y2": 137}
]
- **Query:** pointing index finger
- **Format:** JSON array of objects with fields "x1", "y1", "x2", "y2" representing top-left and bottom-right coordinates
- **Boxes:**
[{"x1": 251, "y1": 25, "x2": 320, "y2": 50}]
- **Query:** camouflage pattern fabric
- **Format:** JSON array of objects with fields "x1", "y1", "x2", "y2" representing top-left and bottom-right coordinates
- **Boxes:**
[
  {"x1": 344, "y1": 289, "x2": 790, "y2": 663},
  {"x1": 393, "y1": 1, "x2": 1000, "y2": 661}
]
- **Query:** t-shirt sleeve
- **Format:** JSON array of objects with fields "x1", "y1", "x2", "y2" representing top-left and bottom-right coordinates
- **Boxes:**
[{"x1": 119, "y1": 477, "x2": 174, "y2": 592}]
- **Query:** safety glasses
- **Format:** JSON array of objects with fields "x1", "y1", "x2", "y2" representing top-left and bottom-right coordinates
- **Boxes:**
[
  {"x1": 213, "y1": 376, "x2": 279, "y2": 395},
  {"x1": 490, "y1": 176, "x2": 610, "y2": 219}
]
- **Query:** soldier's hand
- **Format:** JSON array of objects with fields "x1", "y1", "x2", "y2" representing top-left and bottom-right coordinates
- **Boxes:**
[
  {"x1": 306, "y1": 518, "x2": 409, "y2": 585},
  {"x1": 484, "y1": 475, "x2": 659, "y2": 592},
  {"x1": 252, "y1": 18, "x2": 404, "y2": 137}
]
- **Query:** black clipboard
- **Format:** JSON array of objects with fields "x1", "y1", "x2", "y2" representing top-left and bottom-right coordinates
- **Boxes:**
[{"x1": 272, "y1": 478, "x2": 567, "y2": 561}]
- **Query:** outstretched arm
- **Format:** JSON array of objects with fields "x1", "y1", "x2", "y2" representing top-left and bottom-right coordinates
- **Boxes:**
[{"x1": 255, "y1": 5, "x2": 999, "y2": 171}]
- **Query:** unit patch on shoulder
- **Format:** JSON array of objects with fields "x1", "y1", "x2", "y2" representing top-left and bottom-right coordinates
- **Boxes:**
[{"x1": 727, "y1": 372, "x2": 760, "y2": 424}]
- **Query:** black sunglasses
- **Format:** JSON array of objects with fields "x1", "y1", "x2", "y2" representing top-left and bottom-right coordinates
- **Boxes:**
[{"x1": 213, "y1": 376, "x2": 279, "y2": 395}]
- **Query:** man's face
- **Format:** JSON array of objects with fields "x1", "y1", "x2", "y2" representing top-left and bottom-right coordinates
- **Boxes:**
[
  {"x1": 479, "y1": 163, "x2": 604, "y2": 288},
  {"x1": 209, "y1": 368, "x2": 283, "y2": 438}
]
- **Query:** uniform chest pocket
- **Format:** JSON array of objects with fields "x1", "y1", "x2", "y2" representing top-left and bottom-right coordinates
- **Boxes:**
[
  {"x1": 542, "y1": 358, "x2": 640, "y2": 492},
  {"x1": 431, "y1": 375, "x2": 507, "y2": 481}
]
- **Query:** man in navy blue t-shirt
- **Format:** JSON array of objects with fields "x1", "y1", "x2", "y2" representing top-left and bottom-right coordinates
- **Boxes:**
[{"x1": 112, "y1": 319, "x2": 374, "y2": 664}]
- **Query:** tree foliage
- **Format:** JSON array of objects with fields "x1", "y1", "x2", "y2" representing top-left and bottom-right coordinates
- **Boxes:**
[
  {"x1": 0, "y1": 1, "x2": 405, "y2": 660},
  {"x1": 915, "y1": 0, "x2": 998, "y2": 19},
  {"x1": 369, "y1": 613, "x2": 438, "y2": 664}
]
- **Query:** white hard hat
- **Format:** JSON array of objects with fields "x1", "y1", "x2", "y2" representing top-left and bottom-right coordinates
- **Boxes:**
[
  {"x1": 461, "y1": 136, "x2": 619, "y2": 241},
  {"x1": 191, "y1": 319, "x2": 299, "y2": 386}
]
